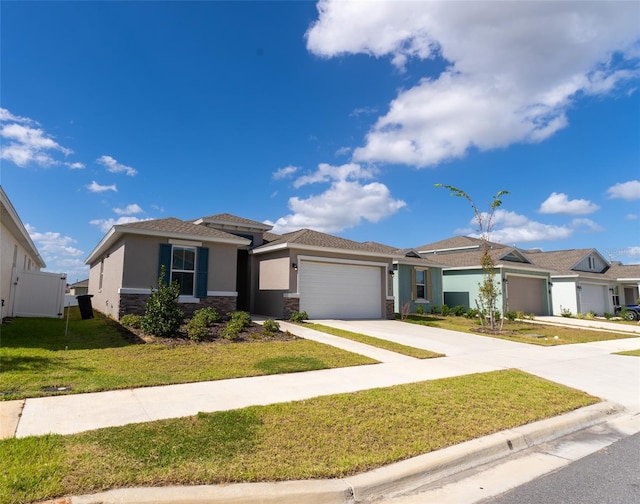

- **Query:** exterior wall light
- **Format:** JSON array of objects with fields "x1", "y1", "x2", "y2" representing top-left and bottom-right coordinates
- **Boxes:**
[{"x1": 292, "y1": 263, "x2": 298, "y2": 271}]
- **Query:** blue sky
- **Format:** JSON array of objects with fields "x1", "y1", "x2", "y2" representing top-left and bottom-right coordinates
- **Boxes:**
[{"x1": 2, "y1": 0, "x2": 639, "y2": 283}]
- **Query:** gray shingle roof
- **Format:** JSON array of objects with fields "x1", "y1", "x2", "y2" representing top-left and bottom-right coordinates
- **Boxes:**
[
  {"x1": 195, "y1": 213, "x2": 273, "y2": 230},
  {"x1": 415, "y1": 235, "x2": 508, "y2": 253},
  {"x1": 119, "y1": 217, "x2": 244, "y2": 240},
  {"x1": 523, "y1": 249, "x2": 599, "y2": 273}
]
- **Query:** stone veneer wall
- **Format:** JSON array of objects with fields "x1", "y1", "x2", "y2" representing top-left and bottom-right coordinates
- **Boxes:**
[
  {"x1": 386, "y1": 299, "x2": 395, "y2": 320},
  {"x1": 282, "y1": 296, "x2": 300, "y2": 320},
  {"x1": 118, "y1": 294, "x2": 237, "y2": 320}
]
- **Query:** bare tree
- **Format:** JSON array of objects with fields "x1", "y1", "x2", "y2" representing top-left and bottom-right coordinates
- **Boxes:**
[{"x1": 435, "y1": 184, "x2": 509, "y2": 331}]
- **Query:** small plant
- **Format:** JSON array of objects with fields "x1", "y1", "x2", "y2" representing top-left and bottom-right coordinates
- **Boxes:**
[
  {"x1": 465, "y1": 308, "x2": 479, "y2": 319},
  {"x1": 120, "y1": 313, "x2": 142, "y2": 328},
  {"x1": 505, "y1": 311, "x2": 517, "y2": 321},
  {"x1": 415, "y1": 304, "x2": 425, "y2": 315},
  {"x1": 140, "y1": 266, "x2": 184, "y2": 338},
  {"x1": 440, "y1": 304, "x2": 450, "y2": 317},
  {"x1": 262, "y1": 319, "x2": 280, "y2": 335},
  {"x1": 515, "y1": 311, "x2": 526, "y2": 320},
  {"x1": 585, "y1": 311, "x2": 596, "y2": 320},
  {"x1": 452, "y1": 305, "x2": 465, "y2": 316},
  {"x1": 561, "y1": 308, "x2": 572, "y2": 318},
  {"x1": 221, "y1": 320, "x2": 243, "y2": 340},
  {"x1": 289, "y1": 311, "x2": 309, "y2": 323},
  {"x1": 186, "y1": 308, "x2": 220, "y2": 342},
  {"x1": 430, "y1": 304, "x2": 440, "y2": 315},
  {"x1": 604, "y1": 312, "x2": 613, "y2": 320},
  {"x1": 230, "y1": 311, "x2": 252, "y2": 329},
  {"x1": 527, "y1": 313, "x2": 536, "y2": 320}
]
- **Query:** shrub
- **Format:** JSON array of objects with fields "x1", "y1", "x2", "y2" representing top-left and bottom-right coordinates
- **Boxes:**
[
  {"x1": 505, "y1": 311, "x2": 517, "y2": 321},
  {"x1": 262, "y1": 319, "x2": 280, "y2": 335},
  {"x1": 440, "y1": 304, "x2": 450, "y2": 316},
  {"x1": 561, "y1": 308, "x2": 572, "y2": 318},
  {"x1": 289, "y1": 311, "x2": 308, "y2": 323},
  {"x1": 452, "y1": 305, "x2": 465, "y2": 316},
  {"x1": 185, "y1": 308, "x2": 219, "y2": 342},
  {"x1": 465, "y1": 308, "x2": 479, "y2": 319},
  {"x1": 230, "y1": 311, "x2": 252, "y2": 329},
  {"x1": 194, "y1": 307, "x2": 220, "y2": 325},
  {"x1": 140, "y1": 266, "x2": 184, "y2": 337},
  {"x1": 415, "y1": 304, "x2": 425, "y2": 315},
  {"x1": 604, "y1": 312, "x2": 613, "y2": 320},
  {"x1": 120, "y1": 313, "x2": 142, "y2": 328},
  {"x1": 430, "y1": 304, "x2": 440, "y2": 315},
  {"x1": 221, "y1": 320, "x2": 243, "y2": 341}
]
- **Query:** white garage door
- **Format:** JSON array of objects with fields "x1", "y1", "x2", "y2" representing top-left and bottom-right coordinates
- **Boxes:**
[
  {"x1": 580, "y1": 284, "x2": 608, "y2": 315},
  {"x1": 299, "y1": 261, "x2": 382, "y2": 319},
  {"x1": 506, "y1": 276, "x2": 546, "y2": 315}
]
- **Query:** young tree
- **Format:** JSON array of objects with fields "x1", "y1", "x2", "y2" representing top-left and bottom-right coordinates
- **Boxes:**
[{"x1": 435, "y1": 184, "x2": 509, "y2": 330}]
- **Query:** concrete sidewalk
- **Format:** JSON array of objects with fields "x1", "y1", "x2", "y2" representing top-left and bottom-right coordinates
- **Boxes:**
[{"x1": 4, "y1": 317, "x2": 639, "y2": 503}]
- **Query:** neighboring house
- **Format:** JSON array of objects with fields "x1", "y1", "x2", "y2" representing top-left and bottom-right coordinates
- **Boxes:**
[
  {"x1": 1, "y1": 186, "x2": 65, "y2": 319},
  {"x1": 524, "y1": 249, "x2": 640, "y2": 316},
  {"x1": 250, "y1": 229, "x2": 395, "y2": 319},
  {"x1": 68, "y1": 279, "x2": 89, "y2": 296},
  {"x1": 85, "y1": 214, "x2": 396, "y2": 320},
  {"x1": 416, "y1": 236, "x2": 554, "y2": 316}
]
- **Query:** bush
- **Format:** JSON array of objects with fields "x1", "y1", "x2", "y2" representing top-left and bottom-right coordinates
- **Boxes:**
[
  {"x1": 604, "y1": 312, "x2": 613, "y2": 320},
  {"x1": 452, "y1": 305, "x2": 465, "y2": 316},
  {"x1": 120, "y1": 313, "x2": 142, "y2": 328},
  {"x1": 221, "y1": 320, "x2": 243, "y2": 341},
  {"x1": 440, "y1": 304, "x2": 450, "y2": 317},
  {"x1": 430, "y1": 304, "x2": 440, "y2": 315},
  {"x1": 230, "y1": 311, "x2": 252, "y2": 329},
  {"x1": 186, "y1": 308, "x2": 220, "y2": 342},
  {"x1": 262, "y1": 319, "x2": 280, "y2": 335},
  {"x1": 465, "y1": 308, "x2": 479, "y2": 319},
  {"x1": 505, "y1": 311, "x2": 517, "y2": 321},
  {"x1": 415, "y1": 304, "x2": 425, "y2": 315},
  {"x1": 561, "y1": 308, "x2": 572, "y2": 318},
  {"x1": 140, "y1": 266, "x2": 184, "y2": 337},
  {"x1": 289, "y1": 311, "x2": 308, "y2": 323}
]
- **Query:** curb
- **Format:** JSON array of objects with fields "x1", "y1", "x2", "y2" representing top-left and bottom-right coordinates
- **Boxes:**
[{"x1": 44, "y1": 401, "x2": 624, "y2": 504}]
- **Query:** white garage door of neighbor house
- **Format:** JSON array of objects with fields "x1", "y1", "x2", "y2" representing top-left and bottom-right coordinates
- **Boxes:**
[
  {"x1": 580, "y1": 284, "x2": 608, "y2": 315},
  {"x1": 299, "y1": 261, "x2": 382, "y2": 319},
  {"x1": 506, "y1": 276, "x2": 546, "y2": 315}
]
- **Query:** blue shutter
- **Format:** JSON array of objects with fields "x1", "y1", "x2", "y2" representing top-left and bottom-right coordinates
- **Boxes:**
[
  {"x1": 158, "y1": 243, "x2": 171, "y2": 286},
  {"x1": 196, "y1": 247, "x2": 209, "y2": 298}
]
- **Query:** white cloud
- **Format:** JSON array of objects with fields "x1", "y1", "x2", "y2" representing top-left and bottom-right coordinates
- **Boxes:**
[
  {"x1": 65, "y1": 162, "x2": 85, "y2": 170},
  {"x1": 571, "y1": 218, "x2": 604, "y2": 232},
  {"x1": 269, "y1": 162, "x2": 405, "y2": 234},
  {"x1": 89, "y1": 216, "x2": 147, "y2": 233},
  {"x1": 607, "y1": 180, "x2": 640, "y2": 200},
  {"x1": 96, "y1": 155, "x2": 138, "y2": 176},
  {"x1": 0, "y1": 114, "x2": 77, "y2": 167},
  {"x1": 272, "y1": 165, "x2": 299, "y2": 180},
  {"x1": 113, "y1": 203, "x2": 143, "y2": 215},
  {"x1": 293, "y1": 162, "x2": 375, "y2": 188},
  {"x1": 539, "y1": 192, "x2": 600, "y2": 215},
  {"x1": 86, "y1": 181, "x2": 117, "y2": 193},
  {"x1": 26, "y1": 224, "x2": 84, "y2": 257},
  {"x1": 627, "y1": 213, "x2": 638, "y2": 220},
  {"x1": 307, "y1": 1, "x2": 640, "y2": 167}
]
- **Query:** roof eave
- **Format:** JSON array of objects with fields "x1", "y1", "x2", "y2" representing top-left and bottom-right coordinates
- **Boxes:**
[{"x1": 250, "y1": 242, "x2": 394, "y2": 259}]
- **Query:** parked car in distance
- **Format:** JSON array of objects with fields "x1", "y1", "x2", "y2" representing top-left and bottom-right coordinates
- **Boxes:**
[{"x1": 615, "y1": 304, "x2": 640, "y2": 321}]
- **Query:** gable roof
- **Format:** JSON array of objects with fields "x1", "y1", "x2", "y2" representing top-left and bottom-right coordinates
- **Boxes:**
[
  {"x1": 192, "y1": 213, "x2": 273, "y2": 232},
  {"x1": 524, "y1": 248, "x2": 609, "y2": 274},
  {"x1": 415, "y1": 235, "x2": 508, "y2": 254},
  {"x1": 85, "y1": 217, "x2": 250, "y2": 264},
  {"x1": 0, "y1": 186, "x2": 46, "y2": 268},
  {"x1": 251, "y1": 228, "x2": 394, "y2": 258},
  {"x1": 606, "y1": 262, "x2": 640, "y2": 280}
]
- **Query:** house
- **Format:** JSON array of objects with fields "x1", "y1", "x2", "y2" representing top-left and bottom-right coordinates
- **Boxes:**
[
  {"x1": 1, "y1": 186, "x2": 66, "y2": 319},
  {"x1": 250, "y1": 229, "x2": 395, "y2": 319},
  {"x1": 524, "y1": 248, "x2": 640, "y2": 316},
  {"x1": 85, "y1": 217, "x2": 252, "y2": 320},
  {"x1": 68, "y1": 279, "x2": 89, "y2": 296},
  {"x1": 85, "y1": 214, "x2": 396, "y2": 320},
  {"x1": 416, "y1": 236, "x2": 554, "y2": 316}
]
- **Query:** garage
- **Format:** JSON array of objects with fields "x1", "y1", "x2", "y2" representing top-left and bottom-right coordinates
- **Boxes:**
[
  {"x1": 299, "y1": 260, "x2": 383, "y2": 319},
  {"x1": 505, "y1": 275, "x2": 547, "y2": 315},
  {"x1": 580, "y1": 284, "x2": 609, "y2": 315}
]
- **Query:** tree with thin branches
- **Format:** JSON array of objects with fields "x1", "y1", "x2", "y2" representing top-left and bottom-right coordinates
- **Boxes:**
[{"x1": 435, "y1": 184, "x2": 509, "y2": 331}]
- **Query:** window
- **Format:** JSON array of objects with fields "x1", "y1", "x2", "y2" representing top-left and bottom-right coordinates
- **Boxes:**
[
  {"x1": 99, "y1": 259, "x2": 104, "y2": 290},
  {"x1": 12, "y1": 245, "x2": 17, "y2": 267},
  {"x1": 171, "y1": 246, "x2": 196, "y2": 296},
  {"x1": 412, "y1": 268, "x2": 432, "y2": 301}
]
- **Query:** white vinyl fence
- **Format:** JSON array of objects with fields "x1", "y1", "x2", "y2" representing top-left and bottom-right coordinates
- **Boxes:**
[{"x1": 9, "y1": 269, "x2": 67, "y2": 318}]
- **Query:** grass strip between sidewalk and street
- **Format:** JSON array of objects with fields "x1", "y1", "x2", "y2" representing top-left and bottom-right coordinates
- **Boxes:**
[
  {"x1": 614, "y1": 349, "x2": 640, "y2": 356},
  {"x1": 302, "y1": 322, "x2": 444, "y2": 359},
  {"x1": 1, "y1": 369, "x2": 599, "y2": 504}
]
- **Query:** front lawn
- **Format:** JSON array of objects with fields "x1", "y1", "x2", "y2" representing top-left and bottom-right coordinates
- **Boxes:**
[
  {"x1": 401, "y1": 315, "x2": 640, "y2": 345},
  {"x1": 0, "y1": 369, "x2": 599, "y2": 504},
  {"x1": 0, "y1": 309, "x2": 376, "y2": 401}
]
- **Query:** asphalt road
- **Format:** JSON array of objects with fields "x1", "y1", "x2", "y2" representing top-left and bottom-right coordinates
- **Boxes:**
[{"x1": 480, "y1": 432, "x2": 640, "y2": 504}]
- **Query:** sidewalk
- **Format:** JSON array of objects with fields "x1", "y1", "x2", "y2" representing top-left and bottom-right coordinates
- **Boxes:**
[{"x1": 4, "y1": 317, "x2": 639, "y2": 503}]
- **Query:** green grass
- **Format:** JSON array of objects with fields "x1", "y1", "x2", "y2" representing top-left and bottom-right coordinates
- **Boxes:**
[
  {"x1": 614, "y1": 349, "x2": 640, "y2": 356},
  {"x1": 0, "y1": 308, "x2": 376, "y2": 401},
  {"x1": 0, "y1": 369, "x2": 599, "y2": 504},
  {"x1": 303, "y1": 323, "x2": 444, "y2": 359},
  {"x1": 401, "y1": 315, "x2": 640, "y2": 345}
]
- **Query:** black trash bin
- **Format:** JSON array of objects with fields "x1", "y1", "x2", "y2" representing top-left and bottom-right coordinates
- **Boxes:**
[{"x1": 76, "y1": 294, "x2": 94, "y2": 320}]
